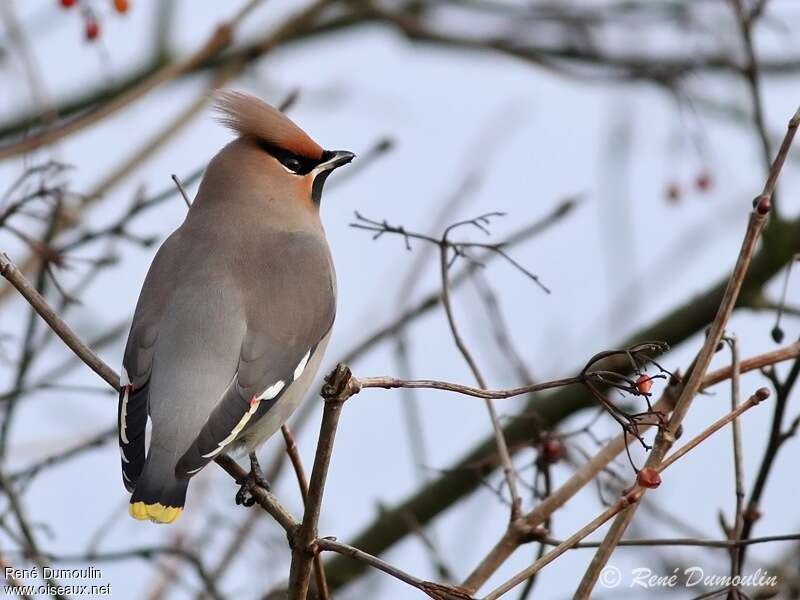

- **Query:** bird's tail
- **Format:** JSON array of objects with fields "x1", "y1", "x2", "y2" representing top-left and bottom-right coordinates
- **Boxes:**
[{"x1": 128, "y1": 450, "x2": 187, "y2": 524}]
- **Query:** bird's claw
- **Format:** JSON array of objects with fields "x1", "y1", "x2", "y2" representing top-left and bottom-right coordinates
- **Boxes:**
[
  {"x1": 235, "y1": 452, "x2": 271, "y2": 507},
  {"x1": 235, "y1": 471, "x2": 270, "y2": 507}
]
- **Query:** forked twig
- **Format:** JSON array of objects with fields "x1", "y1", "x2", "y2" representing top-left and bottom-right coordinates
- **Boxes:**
[
  {"x1": 484, "y1": 388, "x2": 770, "y2": 600},
  {"x1": 574, "y1": 104, "x2": 799, "y2": 599}
]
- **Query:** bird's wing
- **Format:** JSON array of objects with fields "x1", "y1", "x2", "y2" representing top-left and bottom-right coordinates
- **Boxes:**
[
  {"x1": 118, "y1": 230, "x2": 187, "y2": 492},
  {"x1": 175, "y1": 230, "x2": 336, "y2": 478}
]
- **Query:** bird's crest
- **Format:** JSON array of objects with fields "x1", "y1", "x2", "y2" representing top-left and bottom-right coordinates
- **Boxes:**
[{"x1": 214, "y1": 91, "x2": 323, "y2": 160}]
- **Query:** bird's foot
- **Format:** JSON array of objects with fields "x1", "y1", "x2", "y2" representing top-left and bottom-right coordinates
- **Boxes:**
[{"x1": 235, "y1": 451, "x2": 270, "y2": 507}]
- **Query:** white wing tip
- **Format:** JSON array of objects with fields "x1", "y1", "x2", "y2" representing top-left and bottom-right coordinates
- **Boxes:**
[{"x1": 293, "y1": 351, "x2": 311, "y2": 381}]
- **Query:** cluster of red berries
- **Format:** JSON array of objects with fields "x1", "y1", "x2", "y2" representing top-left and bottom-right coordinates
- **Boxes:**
[
  {"x1": 59, "y1": 0, "x2": 129, "y2": 42},
  {"x1": 665, "y1": 170, "x2": 713, "y2": 203}
]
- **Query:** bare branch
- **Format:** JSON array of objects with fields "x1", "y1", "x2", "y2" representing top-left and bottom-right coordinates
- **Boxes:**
[
  {"x1": 484, "y1": 387, "x2": 770, "y2": 600},
  {"x1": 287, "y1": 365, "x2": 359, "y2": 600},
  {"x1": 171, "y1": 174, "x2": 192, "y2": 208},
  {"x1": 282, "y1": 425, "x2": 331, "y2": 600},
  {"x1": 0, "y1": 252, "x2": 118, "y2": 388},
  {"x1": 574, "y1": 104, "x2": 798, "y2": 599}
]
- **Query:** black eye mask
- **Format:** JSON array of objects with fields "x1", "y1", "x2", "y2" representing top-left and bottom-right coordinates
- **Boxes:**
[{"x1": 257, "y1": 140, "x2": 322, "y2": 175}]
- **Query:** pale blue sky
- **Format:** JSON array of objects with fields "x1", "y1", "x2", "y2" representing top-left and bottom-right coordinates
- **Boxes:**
[{"x1": 1, "y1": 1, "x2": 799, "y2": 598}]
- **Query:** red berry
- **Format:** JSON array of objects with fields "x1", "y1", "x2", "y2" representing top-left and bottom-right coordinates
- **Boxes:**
[
  {"x1": 113, "y1": 0, "x2": 129, "y2": 13},
  {"x1": 539, "y1": 439, "x2": 563, "y2": 465},
  {"x1": 60, "y1": 0, "x2": 77, "y2": 7},
  {"x1": 637, "y1": 467, "x2": 661, "y2": 489},
  {"x1": 85, "y1": 19, "x2": 100, "y2": 40},
  {"x1": 695, "y1": 171, "x2": 713, "y2": 192},
  {"x1": 635, "y1": 374, "x2": 653, "y2": 395},
  {"x1": 665, "y1": 182, "x2": 681, "y2": 202}
]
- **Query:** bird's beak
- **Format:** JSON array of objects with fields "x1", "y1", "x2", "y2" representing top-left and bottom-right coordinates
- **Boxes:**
[
  {"x1": 309, "y1": 150, "x2": 354, "y2": 204},
  {"x1": 315, "y1": 150, "x2": 355, "y2": 174}
]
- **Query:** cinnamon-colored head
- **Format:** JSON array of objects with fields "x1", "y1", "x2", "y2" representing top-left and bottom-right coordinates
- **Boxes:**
[
  {"x1": 205, "y1": 91, "x2": 354, "y2": 212},
  {"x1": 215, "y1": 91, "x2": 324, "y2": 160}
]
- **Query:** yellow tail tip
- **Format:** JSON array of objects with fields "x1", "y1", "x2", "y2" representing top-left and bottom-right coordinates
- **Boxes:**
[{"x1": 129, "y1": 501, "x2": 183, "y2": 524}]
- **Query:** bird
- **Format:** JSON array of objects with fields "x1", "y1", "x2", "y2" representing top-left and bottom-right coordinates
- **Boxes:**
[{"x1": 118, "y1": 91, "x2": 354, "y2": 524}]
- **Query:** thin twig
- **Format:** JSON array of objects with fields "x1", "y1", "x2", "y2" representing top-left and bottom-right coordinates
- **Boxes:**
[
  {"x1": 460, "y1": 340, "x2": 800, "y2": 594},
  {"x1": 282, "y1": 425, "x2": 331, "y2": 600},
  {"x1": 0, "y1": 252, "x2": 119, "y2": 388},
  {"x1": 438, "y1": 232, "x2": 523, "y2": 519},
  {"x1": 356, "y1": 375, "x2": 582, "y2": 399},
  {"x1": 725, "y1": 335, "x2": 746, "y2": 596},
  {"x1": 658, "y1": 389, "x2": 770, "y2": 473},
  {"x1": 730, "y1": 0, "x2": 774, "y2": 212},
  {"x1": 317, "y1": 537, "x2": 474, "y2": 600},
  {"x1": 353, "y1": 337, "x2": 800, "y2": 401},
  {"x1": 739, "y1": 355, "x2": 800, "y2": 564},
  {"x1": 317, "y1": 537, "x2": 425, "y2": 589},
  {"x1": 461, "y1": 386, "x2": 677, "y2": 594},
  {"x1": 573, "y1": 104, "x2": 798, "y2": 599},
  {"x1": 287, "y1": 364, "x2": 359, "y2": 600},
  {"x1": 0, "y1": 0, "x2": 268, "y2": 160},
  {"x1": 538, "y1": 532, "x2": 800, "y2": 549},
  {"x1": 213, "y1": 454, "x2": 299, "y2": 534},
  {"x1": 200, "y1": 417, "x2": 316, "y2": 600},
  {"x1": 339, "y1": 199, "x2": 578, "y2": 365},
  {"x1": 171, "y1": 174, "x2": 192, "y2": 208},
  {"x1": 483, "y1": 388, "x2": 769, "y2": 600}
]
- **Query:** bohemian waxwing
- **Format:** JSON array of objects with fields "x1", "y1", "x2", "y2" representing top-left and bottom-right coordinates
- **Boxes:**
[{"x1": 118, "y1": 91, "x2": 354, "y2": 524}]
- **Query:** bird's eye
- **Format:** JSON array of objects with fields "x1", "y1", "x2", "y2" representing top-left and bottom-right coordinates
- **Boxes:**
[{"x1": 283, "y1": 157, "x2": 303, "y2": 173}]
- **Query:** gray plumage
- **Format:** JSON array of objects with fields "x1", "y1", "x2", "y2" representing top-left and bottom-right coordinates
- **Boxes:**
[{"x1": 119, "y1": 93, "x2": 351, "y2": 523}]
